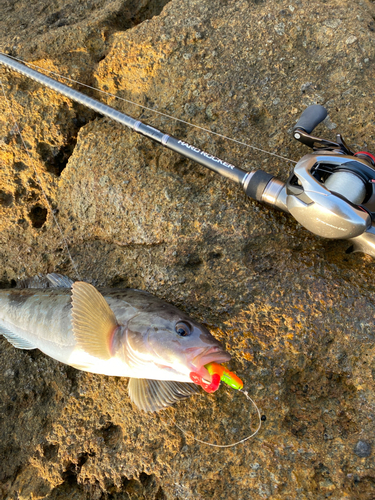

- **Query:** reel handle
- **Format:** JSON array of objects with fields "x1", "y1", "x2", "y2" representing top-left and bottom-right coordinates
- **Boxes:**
[{"x1": 293, "y1": 105, "x2": 328, "y2": 134}]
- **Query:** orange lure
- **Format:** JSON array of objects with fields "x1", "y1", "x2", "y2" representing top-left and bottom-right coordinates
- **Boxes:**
[{"x1": 190, "y1": 362, "x2": 243, "y2": 393}]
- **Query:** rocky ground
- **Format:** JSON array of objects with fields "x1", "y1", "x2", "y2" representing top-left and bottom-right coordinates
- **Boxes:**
[{"x1": 0, "y1": 0, "x2": 375, "y2": 498}]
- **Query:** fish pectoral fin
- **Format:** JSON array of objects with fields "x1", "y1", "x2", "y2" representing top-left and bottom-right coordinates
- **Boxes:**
[
  {"x1": 128, "y1": 378, "x2": 199, "y2": 412},
  {"x1": 0, "y1": 325, "x2": 37, "y2": 350},
  {"x1": 71, "y1": 282, "x2": 119, "y2": 360}
]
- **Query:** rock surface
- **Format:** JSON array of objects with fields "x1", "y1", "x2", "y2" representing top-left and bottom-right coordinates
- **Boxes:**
[{"x1": 1, "y1": 0, "x2": 375, "y2": 498}]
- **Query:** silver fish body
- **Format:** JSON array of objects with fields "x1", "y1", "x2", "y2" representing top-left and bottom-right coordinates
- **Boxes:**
[{"x1": 0, "y1": 274, "x2": 231, "y2": 411}]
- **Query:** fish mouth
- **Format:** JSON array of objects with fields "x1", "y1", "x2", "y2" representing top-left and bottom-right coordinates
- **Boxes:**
[{"x1": 191, "y1": 347, "x2": 231, "y2": 382}]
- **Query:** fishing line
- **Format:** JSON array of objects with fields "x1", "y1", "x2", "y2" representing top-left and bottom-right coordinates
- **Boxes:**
[
  {"x1": 0, "y1": 77, "x2": 81, "y2": 280},
  {"x1": 160, "y1": 388, "x2": 262, "y2": 448},
  {"x1": 0, "y1": 52, "x2": 296, "y2": 165}
]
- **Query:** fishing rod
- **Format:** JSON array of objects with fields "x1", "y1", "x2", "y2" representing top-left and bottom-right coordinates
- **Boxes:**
[{"x1": 1, "y1": 52, "x2": 375, "y2": 257}]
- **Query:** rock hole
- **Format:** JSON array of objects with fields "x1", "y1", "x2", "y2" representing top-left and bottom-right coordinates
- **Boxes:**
[
  {"x1": 43, "y1": 443, "x2": 59, "y2": 460},
  {"x1": 61, "y1": 463, "x2": 78, "y2": 486},
  {"x1": 14, "y1": 177, "x2": 27, "y2": 203},
  {"x1": 208, "y1": 251, "x2": 222, "y2": 260},
  {"x1": 36, "y1": 141, "x2": 76, "y2": 177},
  {"x1": 0, "y1": 190, "x2": 14, "y2": 207},
  {"x1": 99, "y1": 422, "x2": 123, "y2": 447},
  {"x1": 45, "y1": 10, "x2": 69, "y2": 27},
  {"x1": 25, "y1": 350, "x2": 42, "y2": 362},
  {"x1": 108, "y1": 0, "x2": 172, "y2": 31},
  {"x1": 36, "y1": 106, "x2": 98, "y2": 176},
  {"x1": 14, "y1": 161, "x2": 28, "y2": 171},
  {"x1": 139, "y1": 472, "x2": 154, "y2": 487},
  {"x1": 28, "y1": 205, "x2": 48, "y2": 228},
  {"x1": 183, "y1": 253, "x2": 202, "y2": 268},
  {"x1": 64, "y1": 366, "x2": 79, "y2": 395},
  {"x1": 155, "y1": 486, "x2": 167, "y2": 500},
  {"x1": 61, "y1": 452, "x2": 92, "y2": 484}
]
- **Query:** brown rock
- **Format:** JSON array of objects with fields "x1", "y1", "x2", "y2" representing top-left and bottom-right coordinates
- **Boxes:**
[{"x1": 1, "y1": 0, "x2": 375, "y2": 498}]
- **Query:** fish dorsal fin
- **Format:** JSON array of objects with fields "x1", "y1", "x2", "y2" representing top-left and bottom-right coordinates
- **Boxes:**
[
  {"x1": 128, "y1": 378, "x2": 199, "y2": 412},
  {"x1": 0, "y1": 325, "x2": 36, "y2": 350},
  {"x1": 18, "y1": 273, "x2": 73, "y2": 289},
  {"x1": 18, "y1": 274, "x2": 49, "y2": 289},
  {"x1": 71, "y1": 282, "x2": 119, "y2": 360},
  {"x1": 46, "y1": 273, "x2": 74, "y2": 288}
]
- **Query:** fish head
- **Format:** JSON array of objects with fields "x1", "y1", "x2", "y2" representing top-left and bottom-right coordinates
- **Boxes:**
[{"x1": 124, "y1": 301, "x2": 231, "y2": 383}]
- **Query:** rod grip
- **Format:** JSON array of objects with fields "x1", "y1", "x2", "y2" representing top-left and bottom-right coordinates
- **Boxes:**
[
  {"x1": 244, "y1": 170, "x2": 274, "y2": 201},
  {"x1": 293, "y1": 105, "x2": 328, "y2": 134}
]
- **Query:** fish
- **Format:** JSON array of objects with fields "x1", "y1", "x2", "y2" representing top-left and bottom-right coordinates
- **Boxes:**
[{"x1": 0, "y1": 273, "x2": 231, "y2": 411}]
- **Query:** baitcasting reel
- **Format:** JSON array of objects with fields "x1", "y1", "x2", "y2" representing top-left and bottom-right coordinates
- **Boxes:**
[
  {"x1": 247, "y1": 105, "x2": 375, "y2": 256},
  {"x1": 1, "y1": 54, "x2": 375, "y2": 256}
]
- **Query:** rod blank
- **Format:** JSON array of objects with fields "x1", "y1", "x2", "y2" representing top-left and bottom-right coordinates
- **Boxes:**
[{"x1": 0, "y1": 53, "x2": 248, "y2": 185}]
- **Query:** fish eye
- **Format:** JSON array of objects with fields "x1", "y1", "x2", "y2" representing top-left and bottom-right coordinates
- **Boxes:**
[{"x1": 175, "y1": 321, "x2": 191, "y2": 337}]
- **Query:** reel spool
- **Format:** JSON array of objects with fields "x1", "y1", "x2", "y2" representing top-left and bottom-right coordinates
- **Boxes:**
[
  {"x1": 323, "y1": 170, "x2": 367, "y2": 206},
  {"x1": 326, "y1": 151, "x2": 375, "y2": 206}
]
